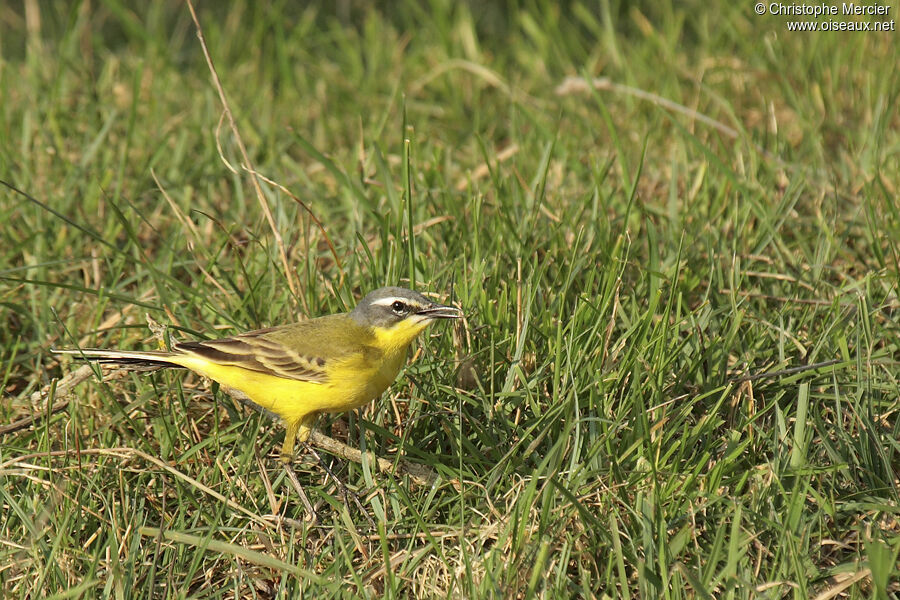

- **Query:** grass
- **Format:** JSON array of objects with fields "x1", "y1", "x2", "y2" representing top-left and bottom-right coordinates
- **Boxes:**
[{"x1": 1, "y1": 0, "x2": 899, "y2": 597}]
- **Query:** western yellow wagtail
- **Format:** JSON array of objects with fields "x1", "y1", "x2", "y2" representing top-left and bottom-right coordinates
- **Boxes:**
[{"x1": 53, "y1": 287, "x2": 461, "y2": 462}]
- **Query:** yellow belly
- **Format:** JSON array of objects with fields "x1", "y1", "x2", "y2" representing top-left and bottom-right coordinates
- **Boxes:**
[{"x1": 172, "y1": 348, "x2": 407, "y2": 425}]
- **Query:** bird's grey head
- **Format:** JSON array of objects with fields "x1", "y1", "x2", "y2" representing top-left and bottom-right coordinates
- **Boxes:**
[{"x1": 350, "y1": 286, "x2": 461, "y2": 328}]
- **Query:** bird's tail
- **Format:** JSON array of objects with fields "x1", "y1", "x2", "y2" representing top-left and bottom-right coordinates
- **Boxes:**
[{"x1": 51, "y1": 348, "x2": 186, "y2": 371}]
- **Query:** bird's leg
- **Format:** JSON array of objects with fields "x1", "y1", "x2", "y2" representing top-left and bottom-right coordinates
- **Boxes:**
[
  {"x1": 280, "y1": 421, "x2": 299, "y2": 464},
  {"x1": 280, "y1": 414, "x2": 320, "y2": 520},
  {"x1": 281, "y1": 413, "x2": 372, "y2": 527},
  {"x1": 280, "y1": 413, "x2": 317, "y2": 464}
]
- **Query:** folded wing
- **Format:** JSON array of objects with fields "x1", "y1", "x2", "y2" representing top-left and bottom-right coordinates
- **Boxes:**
[{"x1": 176, "y1": 330, "x2": 329, "y2": 384}]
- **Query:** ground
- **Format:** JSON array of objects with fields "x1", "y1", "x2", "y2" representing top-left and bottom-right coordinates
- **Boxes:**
[{"x1": 1, "y1": 1, "x2": 898, "y2": 597}]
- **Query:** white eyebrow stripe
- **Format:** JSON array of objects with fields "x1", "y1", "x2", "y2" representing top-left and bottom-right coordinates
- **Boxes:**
[
  {"x1": 369, "y1": 296, "x2": 428, "y2": 309},
  {"x1": 369, "y1": 296, "x2": 408, "y2": 307}
]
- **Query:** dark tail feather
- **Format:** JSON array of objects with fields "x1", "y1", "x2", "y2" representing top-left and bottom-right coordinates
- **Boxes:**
[{"x1": 51, "y1": 349, "x2": 186, "y2": 372}]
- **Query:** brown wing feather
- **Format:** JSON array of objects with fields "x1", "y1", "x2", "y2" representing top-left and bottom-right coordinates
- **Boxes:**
[{"x1": 176, "y1": 335, "x2": 329, "y2": 384}]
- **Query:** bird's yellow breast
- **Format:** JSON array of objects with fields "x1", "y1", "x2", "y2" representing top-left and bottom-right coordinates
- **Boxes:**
[{"x1": 170, "y1": 318, "x2": 427, "y2": 425}]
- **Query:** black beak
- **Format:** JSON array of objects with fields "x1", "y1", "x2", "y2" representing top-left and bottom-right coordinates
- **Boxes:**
[{"x1": 418, "y1": 302, "x2": 463, "y2": 319}]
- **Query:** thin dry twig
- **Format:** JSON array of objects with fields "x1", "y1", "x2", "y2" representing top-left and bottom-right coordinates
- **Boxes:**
[
  {"x1": 282, "y1": 462, "x2": 318, "y2": 522},
  {"x1": 184, "y1": 0, "x2": 297, "y2": 298},
  {"x1": 809, "y1": 568, "x2": 872, "y2": 600},
  {"x1": 455, "y1": 143, "x2": 520, "y2": 191},
  {"x1": 555, "y1": 76, "x2": 779, "y2": 162},
  {"x1": 0, "y1": 448, "x2": 271, "y2": 527},
  {"x1": 556, "y1": 76, "x2": 741, "y2": 139},
  {"x1": 0, "y1": 400, "x2": 70, "y2": 436},
  {"x1": 309, "y1": 430, "x2": 438, "y2": 488},
  {"x1": 26, "y1": 364, "x2": 95, "y2": 412},
  {"x1": 151, "y1": 168, "x2": 200, "y2": 244},
  {"x1": 247, "y1": 168, "x2": 344, "y2": 280},
  {"x1": 732, "y1": 358, "x2": 843, "y2": 383},
  {"x1": 212, "y1": 113, "x2": 344, "y2": 293}
]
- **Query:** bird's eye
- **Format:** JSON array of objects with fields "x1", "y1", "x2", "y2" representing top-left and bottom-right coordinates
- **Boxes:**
[{"x1": 391, "y1": 300, "x2": 407, "y2": 314}]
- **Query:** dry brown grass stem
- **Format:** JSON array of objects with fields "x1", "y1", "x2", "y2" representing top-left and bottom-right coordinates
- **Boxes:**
[{"x1": 184, "y1": 0, "x2": 297, "y2": 298}]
